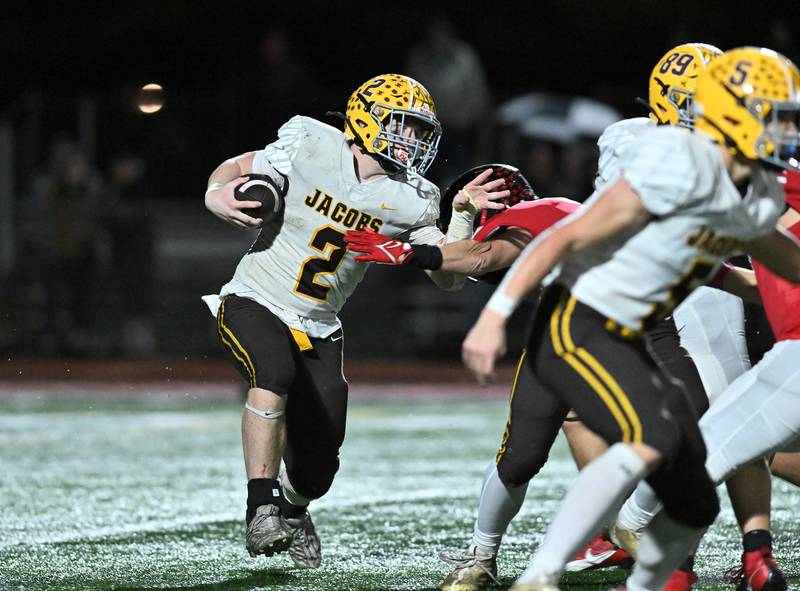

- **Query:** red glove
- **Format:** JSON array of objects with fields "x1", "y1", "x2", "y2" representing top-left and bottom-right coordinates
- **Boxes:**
[{"x1": 344, "y1": 229, "x2": 413, "y2": 265}]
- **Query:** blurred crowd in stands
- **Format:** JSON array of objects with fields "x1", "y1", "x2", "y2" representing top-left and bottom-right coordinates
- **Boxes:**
[
  {"x1": 14, "y1": 140, "x2": 157, "y2": 357},
  {"x1": 3, "y1": 15, "x2": 793, "y2": 360}
]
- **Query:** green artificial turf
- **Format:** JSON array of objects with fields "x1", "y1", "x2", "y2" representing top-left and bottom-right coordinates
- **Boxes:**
[{"x1": 1, "y1": 396, "x2": 797, "y2": 590}]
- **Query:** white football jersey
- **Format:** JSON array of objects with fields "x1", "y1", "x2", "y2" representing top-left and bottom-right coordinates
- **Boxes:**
[
  {"x1": 218, "y1": 115, "x2": 444, "y2": 337},
  {"x1": 551, "y1": 125, "x2": 784, "y2": 332},
  {"x1": 594, "y1": 117, "x2": 651, "y2": 191}
]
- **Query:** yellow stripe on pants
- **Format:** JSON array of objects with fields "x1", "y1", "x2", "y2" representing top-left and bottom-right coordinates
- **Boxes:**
[
  {"x1": 495, "y1": 350, "x2": 528, "y2": 463},
  {"x1": 549, "y1": 293, "x2": 636, "y2": 443},
  {"x1": 217, "y1": 299, "x2": 257, "y2": 389},
  {"x1": 561, "y1": 296, "x2": 643, "y2": 444}
]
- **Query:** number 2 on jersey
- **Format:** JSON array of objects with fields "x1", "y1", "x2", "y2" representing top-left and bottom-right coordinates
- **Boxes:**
[{"x1": 294, "y1": 225, "x2": 347, "y2": 301}]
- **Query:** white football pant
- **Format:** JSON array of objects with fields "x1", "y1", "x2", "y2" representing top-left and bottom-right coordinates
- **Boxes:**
[
  {"x1": 673, "y1": 287, "x2": 750, "y2": 404},
  {"x1": 701, "y1": 339, "x2": 800, "y2": 484}
]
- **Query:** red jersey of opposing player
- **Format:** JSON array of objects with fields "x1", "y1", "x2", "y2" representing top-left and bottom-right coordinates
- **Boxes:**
[
  {"x1": 473, "y1": 198, "x2": 580, "y2": 243},
  {"x1": 751, "y1": 171, "x2": 800, "y2": 341},
  {"x1": 471, "y1": 198, "x2": 580, "y2": 283}
]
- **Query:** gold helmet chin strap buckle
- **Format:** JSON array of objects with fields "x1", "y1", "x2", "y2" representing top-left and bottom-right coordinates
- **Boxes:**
[{"x1": 245, "y1": 403, "x2": 285, "y2": 420}]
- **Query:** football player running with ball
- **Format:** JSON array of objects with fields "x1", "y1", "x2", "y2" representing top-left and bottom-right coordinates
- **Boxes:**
[
  {"x1": 201, "y1": 74, "x2": 509, "y2": 567},
  {"x1": 462, "y1": 47, "x2": 800, "y2": 591}
]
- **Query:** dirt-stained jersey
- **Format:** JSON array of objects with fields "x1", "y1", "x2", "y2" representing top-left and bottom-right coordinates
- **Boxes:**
[
  {"x1": 219, "y1": 115, "x2": 443, "y2": 337},
  {"x1": 551, "y1": 125, "x2": 784, "y2": 332}
]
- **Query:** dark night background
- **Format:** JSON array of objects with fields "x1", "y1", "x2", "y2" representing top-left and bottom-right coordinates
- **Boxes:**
[
  {"x1": 6, "y1": 2, "x2": 800, "y2": 193},
  {"x1": 0, "y1": 1, "x2": 791, "y2": 363}
]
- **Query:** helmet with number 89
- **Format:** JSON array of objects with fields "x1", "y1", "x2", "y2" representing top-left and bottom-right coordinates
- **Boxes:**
[
  {"x1": 344, "y1": 74, "x2": 442, "y2": 176},
  {"x1": 648, "y1": 42, "x2": 722, "y2": 128},
  {"x1": 694, "y1": 47, "x2": 800, "y2": 171}
]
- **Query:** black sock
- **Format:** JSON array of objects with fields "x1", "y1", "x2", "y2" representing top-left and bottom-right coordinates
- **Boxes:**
[
  {"x1": 679, "y1": 554, "x2": 695, "y2": 572},
  {"x1": 246, "y1": 478, "x2": 308, "y2": 522},
  {"x1": 246, "y1": 478, "x2": 282, "y2": 524},
  {"x1": 280, "y1": 497, "x2": 308, "y2": 519},
  {"x1": 743, "y1": 529, "x2": 773, "y2": 552}
]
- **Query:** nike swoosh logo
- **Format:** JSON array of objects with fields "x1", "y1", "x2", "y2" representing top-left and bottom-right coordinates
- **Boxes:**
[
  {"x1": 380, "y1": 202, "x2": 397, "y2": 211},
  {"x1": 331, "y1": 335, "x2": 343, "y2": 342},
  {"x1": 583, "y1": 548, "x2": 615, "y2": 563}
]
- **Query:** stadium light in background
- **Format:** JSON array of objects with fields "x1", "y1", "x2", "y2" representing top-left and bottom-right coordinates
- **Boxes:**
[{"x1": 136, "y1": 83, "x2": 164, "y2": 114}]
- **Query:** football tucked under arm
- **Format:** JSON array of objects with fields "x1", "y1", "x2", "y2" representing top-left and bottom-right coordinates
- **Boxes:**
[
  {"x1": 233, "y1": 174, "x2": 284, "y2": 221},
  {"x1": 205, "y1": 153, "x2": 272, "y2": 230}
]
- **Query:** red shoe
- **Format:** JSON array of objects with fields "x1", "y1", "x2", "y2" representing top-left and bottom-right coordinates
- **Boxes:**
[
  {"x1": 664, "y1": 569, "x2": 698, "y2": 591},
  {"x1": 725, "y1": 547, "x2": 787, "y2": 591},
  {"x1": 565, "y1": 533, "x2": 633, "y2": 572}
]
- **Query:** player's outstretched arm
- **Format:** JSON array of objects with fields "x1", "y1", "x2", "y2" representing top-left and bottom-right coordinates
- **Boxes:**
[
  {"x1": 462, "y1": 177, "x2": 652, "y2": 383},
  {"x1": 204, "y1": 151, "x2": 263, "y2": 229},
  {"x1": 344, "y1": 168, "x2": 514, "y2": 287},
  {"x1": 344, "y1": 228, "x2": 529, "y2": 276},
  {"x1": 744, "y1": 225, "x2": 800, "y2": 284},
  {"x1": 442, "y1": 230, "x2": 531, "y2": 275},
  {"x1": 708, "y1": 264, "x2": 761, "y2": 304}
]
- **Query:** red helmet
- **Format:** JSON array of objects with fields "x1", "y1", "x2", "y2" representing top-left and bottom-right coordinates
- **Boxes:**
[{"x1": 441, "y1": 164, "x2": 538, "y2": 231}]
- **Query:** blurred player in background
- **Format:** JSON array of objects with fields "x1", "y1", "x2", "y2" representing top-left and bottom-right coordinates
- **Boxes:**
[
  {"x1": 461, "y1": 47, "x2": 800, "y2": 591},
  {"x1": 201, "y1": 74, "x2": 508, "y2": 568}
]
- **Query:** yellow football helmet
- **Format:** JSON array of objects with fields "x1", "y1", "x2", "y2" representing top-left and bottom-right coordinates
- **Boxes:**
[
  {"x1": 344, "y1": 74, "x2": 442, "y2": 175},
  {"x1": 649, "y1": 43, "x2": 722, "y2": 128},
  {"x1": 695, "y1": 47, "x2": 800, "y2": 170}
]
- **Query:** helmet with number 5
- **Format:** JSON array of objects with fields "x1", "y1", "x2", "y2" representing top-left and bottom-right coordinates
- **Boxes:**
[
  {"x1": 694, "y1": 47, "x2": 800, "y2": 170},
  {"x1": 648, "y1": 43, "x2": 722, "y2": 128},
  {"x1": 344, "y1": 74, "x2": 442, "y2": 175}
]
